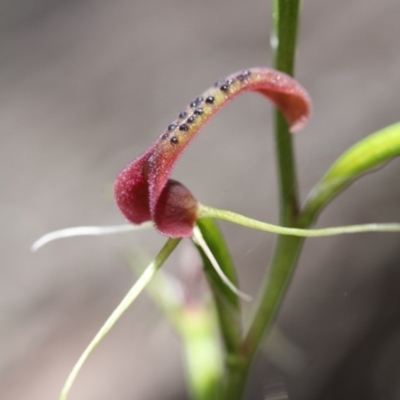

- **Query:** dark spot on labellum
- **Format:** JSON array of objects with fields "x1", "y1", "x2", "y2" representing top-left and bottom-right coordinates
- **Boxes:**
[
  {"x1": 237, "y1": 70, "x2": 251, "y2": 81},
  {"x1": 220, "y1": 84, "x2": 229, "y2": 92},
  {"x1": 187, "y1": 116, "x2": 195, "y2": 124},
  {"x1": 226, "y1": 78, "x2": 234, "y2": 86},
  {"x1": 179, "y1": 111, "x2": 187, "y2": 119},
  {"x1": 190, "y1": 96, "x2": 204, "y2": 108},
  {"x1": 205, "y1": 96, "x2": 215, "y2": 104},
  {"x1": 194, "y1": 108, "x2": 203, "y2": 115},
  {"x1": 170, "y1": 136, "x2": 179, "y2": 144},
  {"x1": 168, "y1": 124, "x2": 177, "y2": 131},
  {"x1": 179, "y1": 124, "x2": 189, "y2": 131},
  {"x1": 162, "y1": 133, "x2": 169, "y2": 140}
]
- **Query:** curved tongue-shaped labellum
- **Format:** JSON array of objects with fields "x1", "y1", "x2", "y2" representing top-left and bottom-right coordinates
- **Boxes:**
[{"x1": 115, "y1": 68, "x2": 311, "y2": 237}]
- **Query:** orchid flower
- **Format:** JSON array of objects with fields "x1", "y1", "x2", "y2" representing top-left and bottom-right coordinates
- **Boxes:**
[{"x1": 114, "y1": 68, "x2": 311, "y2": 237}]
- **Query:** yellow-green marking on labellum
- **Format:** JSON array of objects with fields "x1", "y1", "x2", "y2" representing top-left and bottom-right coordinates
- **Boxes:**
[{"x1": 115, "y1": 68, "x2": 311, "y2": 237}]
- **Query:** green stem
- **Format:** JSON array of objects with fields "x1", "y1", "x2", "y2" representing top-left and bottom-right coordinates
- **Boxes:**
[
  {"x1": 224, "y1": 1, "x2": 302, "y2": 398},
  {"x1": 273, "y1": 0, "x2": 300, "y2": 75},
  {"x1": 273, "y1": 0, "x2": 301, "y2": 223},
  {"x1": 248, "y1": 0, "x2": 302, "y2": 359},
  {"x1": 224, "y1": 237, "x2": 304, "y2": 399},
  {"x1": 243, "y1": 234, "x2": 302, "y2": 358}
]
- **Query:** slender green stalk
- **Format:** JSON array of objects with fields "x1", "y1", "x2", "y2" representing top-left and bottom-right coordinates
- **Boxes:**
[
  {"x1": 273, "y1": 0, "x2": 301, "y2": 223},
  {"x1": 224, "y1": 1, "x2": 302, "y2": 398},
  {"x1": 273, "y1": 0, "x2": 300, "y2": 76},
  {"x1": 245, "y1": 232, "x2": 304, "y2": 360},
  {"x1": 224, "y1": 237, "x2": 304, "y2": 399},
  {"x1": 59, "y1": 238, "x2": 180, "y2": 400}
]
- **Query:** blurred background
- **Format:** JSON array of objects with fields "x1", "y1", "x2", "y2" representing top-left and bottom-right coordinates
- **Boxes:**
[{"x1": 1, "y1": 0, "x2": 400, "y2": 399}]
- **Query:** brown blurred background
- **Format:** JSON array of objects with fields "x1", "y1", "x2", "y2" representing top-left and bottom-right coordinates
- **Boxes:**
[{"x1": 1, "y1": 0, "x2": 400, "y2": 399}]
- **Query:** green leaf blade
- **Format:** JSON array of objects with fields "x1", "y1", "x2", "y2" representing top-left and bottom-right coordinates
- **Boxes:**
[{"x1": 302, "y1": 122, "x2": 400, "y2": 225}]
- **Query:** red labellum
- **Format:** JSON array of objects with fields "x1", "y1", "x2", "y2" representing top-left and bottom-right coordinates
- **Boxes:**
[{"x1": 115, "y1": 68, "x2": 311, "y2": 237}]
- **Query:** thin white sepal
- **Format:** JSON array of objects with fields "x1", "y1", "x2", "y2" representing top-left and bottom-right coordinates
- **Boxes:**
[
  {"x1": 192, "y1": 225, "x2": 252, "y2": 302},
  {"x1": 31, "y1": 222, "x2": 153, "y2": 252}
]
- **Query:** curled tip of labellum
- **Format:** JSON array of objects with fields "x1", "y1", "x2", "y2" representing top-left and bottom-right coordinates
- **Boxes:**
[
  {"x1": 262, "y1": 72, "x2": 311, "y2": 133},
  {"x1": 154, "y1": 179, "x2": 199, "y2": 237},
  {"x1": 275, "y1": 93, "x2": 310, "y2": 134}
]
